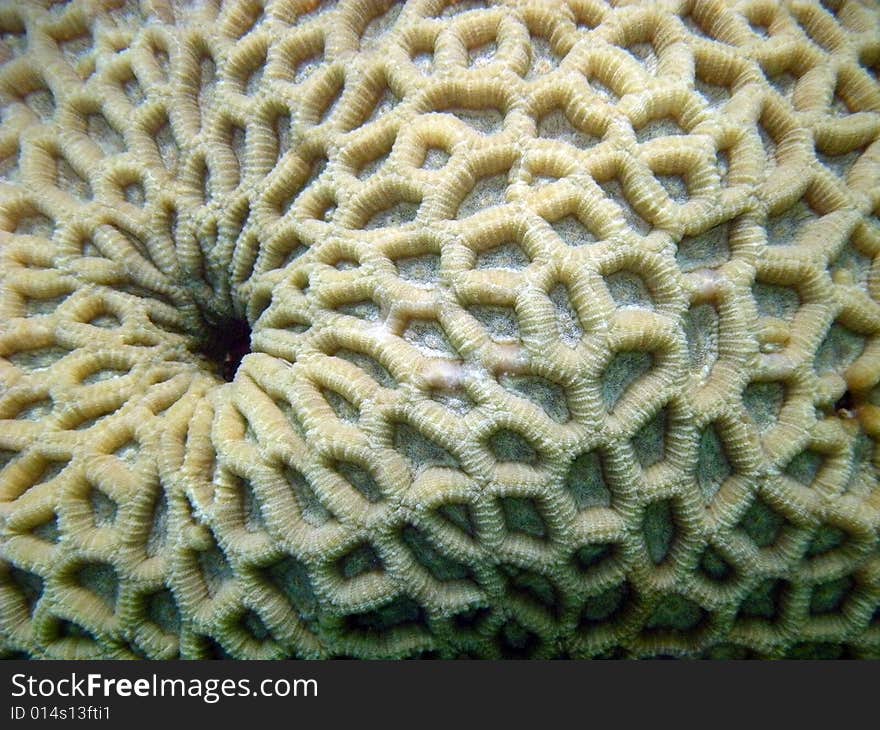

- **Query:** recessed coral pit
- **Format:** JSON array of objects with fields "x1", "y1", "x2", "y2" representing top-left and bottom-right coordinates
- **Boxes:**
[{"x1": 201, "y1": 317, "x2": 252, "y2": 382}]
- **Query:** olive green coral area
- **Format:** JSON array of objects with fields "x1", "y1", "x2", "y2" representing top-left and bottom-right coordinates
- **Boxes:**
[{"x1": 1, "y1": 0, "x2": 880, "y2": 659}]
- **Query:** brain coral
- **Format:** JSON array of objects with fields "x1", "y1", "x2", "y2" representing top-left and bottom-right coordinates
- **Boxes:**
[{"x1": 1, "y1": 0, "x2": 880, "y2": 660}]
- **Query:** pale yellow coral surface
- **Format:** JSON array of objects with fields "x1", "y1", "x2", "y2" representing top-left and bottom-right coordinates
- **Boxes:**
[{"x1": 1, "y1": 0, "x2": 880, "y2": 658}]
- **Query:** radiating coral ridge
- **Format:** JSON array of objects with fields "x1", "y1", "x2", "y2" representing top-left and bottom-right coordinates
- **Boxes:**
[{"x1": 1, "y1": 0, "x2": 880, "y2": 659}]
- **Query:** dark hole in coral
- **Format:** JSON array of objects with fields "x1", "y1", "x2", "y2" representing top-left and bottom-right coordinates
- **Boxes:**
[
  {"x1": 201, "y1": 318, "x2": 251, "y2": 381},
  {"x1": 834, "y1": 390, "x2": 854, "y2": 412}
]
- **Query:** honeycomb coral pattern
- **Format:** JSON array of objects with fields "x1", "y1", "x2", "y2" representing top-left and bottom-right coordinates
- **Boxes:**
[{"x1": 1, "y1": 0, "x2": 880, "y2": 659}]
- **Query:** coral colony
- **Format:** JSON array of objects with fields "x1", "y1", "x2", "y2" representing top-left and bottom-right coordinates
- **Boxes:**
[{"x1": 1, "y1": 0, "x2": 880, "y2": 659}]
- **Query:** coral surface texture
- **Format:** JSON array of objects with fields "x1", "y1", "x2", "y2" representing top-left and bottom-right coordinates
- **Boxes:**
[{"x1": 1, "y1": 0, "x2": 880, "y2": 659}]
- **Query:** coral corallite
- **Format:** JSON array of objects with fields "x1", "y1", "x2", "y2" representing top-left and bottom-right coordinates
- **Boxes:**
[{"x1": 1, "y1": 0, "x2": 880, "y2": 660}]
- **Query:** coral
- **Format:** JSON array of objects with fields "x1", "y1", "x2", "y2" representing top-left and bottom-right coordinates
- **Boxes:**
[{"x1": 1, "y1": 0, "x2": 880, "y2": 660}]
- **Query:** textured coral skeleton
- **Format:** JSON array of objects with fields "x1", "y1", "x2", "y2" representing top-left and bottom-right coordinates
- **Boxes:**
[{"x1": 1, "y1": 0, "x2": 880, "y2": 659}]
